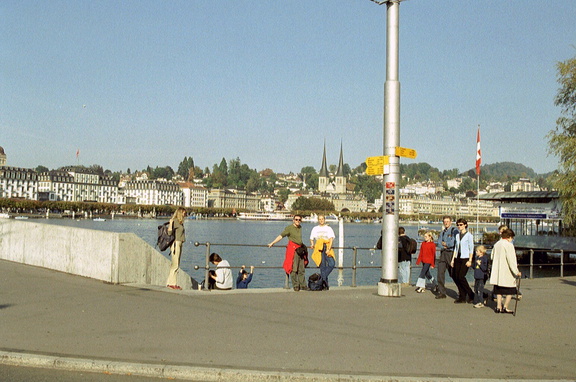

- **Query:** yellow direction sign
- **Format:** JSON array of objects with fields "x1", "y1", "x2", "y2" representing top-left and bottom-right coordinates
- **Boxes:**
[
  {"x1": 395, "y1": 147, "x2": 417, "y2": 159},
  {"x1": 365, "y1": 156, "x2": 389, "y2": 175},
  {"x1": 366, "y1": 155, "x2": 389, "y2": 167}
]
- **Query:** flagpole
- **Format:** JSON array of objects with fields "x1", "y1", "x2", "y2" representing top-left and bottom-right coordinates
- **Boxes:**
[{"x1": 476, "y1": 125, "x2": 481, "y2": 242}]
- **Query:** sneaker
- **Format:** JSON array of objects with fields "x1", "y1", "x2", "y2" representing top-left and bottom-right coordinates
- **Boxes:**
[
  {"x1": 435, "y1": 294, "x2": 447, "y2": 299},
  {"x1": 473, "y1": 303, "x2": 484, "y2": 308}
]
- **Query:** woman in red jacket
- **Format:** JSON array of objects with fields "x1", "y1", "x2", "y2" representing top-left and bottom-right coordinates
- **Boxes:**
[{"x1": 415, "y1": 232, "x2": 438, "y2": 293}]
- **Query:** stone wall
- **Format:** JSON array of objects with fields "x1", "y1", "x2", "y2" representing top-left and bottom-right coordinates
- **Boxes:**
[{"x1": 0, "y1": 220, "x2": 192, "y2": 289}]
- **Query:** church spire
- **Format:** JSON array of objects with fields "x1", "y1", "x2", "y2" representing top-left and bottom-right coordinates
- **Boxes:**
[
  {"x1": 319, "y1": 141, "x2": 329, "y2": 177},
  {"x1": 336, "y1": 141, "x2": 344, "y2": 177}
]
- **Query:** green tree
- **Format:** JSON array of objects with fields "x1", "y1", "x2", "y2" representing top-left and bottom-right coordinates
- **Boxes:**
[
  {"x1": 278, "y1": 188, "x2": 291, "y2": 204},
  {"x1": 548, "y1": 53, "x2": 576, "y2": 227},
  {"x1": 35, "y1": 165, "x2": 49, "y2": 173},
  {"x1": 177, "y1": 156, "x2": 195, "y2": 180},
  {"x1": 352, "y1": 174, "x2": 381, "y2": 203}
]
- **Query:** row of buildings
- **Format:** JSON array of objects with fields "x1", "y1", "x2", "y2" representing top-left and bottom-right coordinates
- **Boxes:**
[{"x1": 0, "y1": 144, "x2": 499, "y2": 217}]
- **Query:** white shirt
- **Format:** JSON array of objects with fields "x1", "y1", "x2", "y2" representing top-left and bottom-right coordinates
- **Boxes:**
[
  {"x1": 215, "y1": 260, "x2": 233, "y2": 289},
  {"x1": 310, "y1": 225, "x2": 336, "y2": 241}
]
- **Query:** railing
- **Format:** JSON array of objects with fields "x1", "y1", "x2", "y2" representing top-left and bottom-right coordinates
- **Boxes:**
[
  {"x1": 522, "y1": 249, "x2": 572, "y2": 279},
  {"x1": 193, "y1": 242, "x2": 377, "y2": 289},
  {"x1": 192, "y1": 242, "x2": 575, "y2": 290}
]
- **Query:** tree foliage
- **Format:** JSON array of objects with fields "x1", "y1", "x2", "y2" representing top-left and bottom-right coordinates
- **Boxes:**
[
  {"x1": 177, "y1": 156, "x2": 195, "y2": 180},
  {"x1": 291, "y1": 196, "x2": 335, "y2": 212},
  {"x1": 548, "y1": 53, "x2": 576, "y2": 227}
]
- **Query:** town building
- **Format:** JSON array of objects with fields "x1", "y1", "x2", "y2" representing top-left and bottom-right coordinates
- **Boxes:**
[
  {"x1": 179, "y1": 182, "x2": 208, "y2": 208},
  {"x1": 0, "y1": 146, "x2": 6, "y2": 166},
  {"x1": 37, "y1": 167, "x2": 118, "y2": 203},
  {"x1": 0, "y1": 166, "x2": 38, "y2": 200},
  {"x1": 123, "y1": 180, "x2": 182, "y2": 206},
  {"x1": 207, "y1": 189, "x2": 260, "y2": 210}
]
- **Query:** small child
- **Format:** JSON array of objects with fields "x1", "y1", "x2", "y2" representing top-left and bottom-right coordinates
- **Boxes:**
[
  {"x1": 236, "y1": 265, "x2": 254, "y2": 289},
  {"x1": 472, "y1": 245, "x2": 488, "y2": 308},
  {"x1": 415, "y1": 232, "x2": 437, "y2": 293}
]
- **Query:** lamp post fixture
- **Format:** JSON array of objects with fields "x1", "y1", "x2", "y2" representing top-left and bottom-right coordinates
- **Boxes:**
[{"x1": 371, "y1": 0, "x2": 406, "y2": 297}]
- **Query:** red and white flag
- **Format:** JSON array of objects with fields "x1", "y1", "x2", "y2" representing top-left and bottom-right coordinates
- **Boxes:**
[
  {"x1": 76, "y1": 149, "x2": 80, "y2": 158},
  {"x1": 475, "y1": 127, "x2": 481, "y2": 176}
]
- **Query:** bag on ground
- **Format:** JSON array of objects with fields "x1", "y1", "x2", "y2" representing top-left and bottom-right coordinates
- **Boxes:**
[{"x1": 308, "y1": 273, "x2": 324, "y2": 291}]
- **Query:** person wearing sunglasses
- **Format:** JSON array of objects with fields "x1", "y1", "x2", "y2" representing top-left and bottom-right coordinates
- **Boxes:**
[
  {"x1": 268, "y1": 215, "x2": 308, "y2": 291},
  {"x1": 450, "y1": 218, "x2": 475, "y2": 303}
]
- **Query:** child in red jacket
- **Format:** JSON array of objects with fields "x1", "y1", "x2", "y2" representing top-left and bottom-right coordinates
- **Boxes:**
[{"x1": 415, "y1": 232, "x2": 438, "y2": 293}]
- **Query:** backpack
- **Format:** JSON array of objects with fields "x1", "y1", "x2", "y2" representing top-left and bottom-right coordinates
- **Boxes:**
[
  {"x1": 157, "y1": 222, "x2": 175, "y2": 252},
  {"x1": 407, "y1": 237, "x2": 417, "y2": 254},
  {"x1": 308, "y1": 273, "x2": 324, "y2": 291}
]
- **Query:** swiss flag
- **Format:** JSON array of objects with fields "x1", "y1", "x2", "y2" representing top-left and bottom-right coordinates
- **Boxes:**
[{"x1": 475, "y1": 127, "x2": 481, "y2": 176}]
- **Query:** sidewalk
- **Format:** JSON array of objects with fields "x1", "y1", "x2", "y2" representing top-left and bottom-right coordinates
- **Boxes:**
[{"x1": 1, "y1": 259, "x2": 575, "y2": 381}]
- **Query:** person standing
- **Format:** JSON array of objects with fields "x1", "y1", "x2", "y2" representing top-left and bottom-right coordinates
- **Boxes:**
[
  {"x1": 472, "y1": 245, "x2": 489, "y2": 308},
  {"x1": 397, "y1": 227, "x2": 412, "y2": 286},
  {"x1": 436, "y1": 216, "x2": 458, "y2": 299},
  {"x1": 209, "y1": 253, "x2": 233, "y2": 290},
  {"x1": 451, "y1": 218, "x2": 475, "y2": 303},
  {"x1": 414, "y1": 232, "x2": 437, "y2": 293},
  {"x1": 310, "y1": 215, "x2": 336, "y2": 290},
  {"x1": 490, "y1": 229, "x2": 521, "y2": 314},
  {"x1": 268, "y1": 215, "x2": 308, "y2": 291},
  {"x1": 166, "y1": 207, "x2": 186, "y2": 290}
]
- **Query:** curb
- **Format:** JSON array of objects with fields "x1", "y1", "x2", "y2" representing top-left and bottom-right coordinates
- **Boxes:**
[{"x1": 0, "y1": 351, "x2": 568, "y2": 382}]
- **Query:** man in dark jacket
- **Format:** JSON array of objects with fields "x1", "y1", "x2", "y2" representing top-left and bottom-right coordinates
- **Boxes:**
[{"x1": 398, "y1": 227, "x2": 412, "y2": 286}]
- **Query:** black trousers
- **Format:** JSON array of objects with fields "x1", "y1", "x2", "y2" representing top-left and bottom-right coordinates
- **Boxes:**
[{"x1": 452, "y1": 258, "x2": 473, "y2": 300}]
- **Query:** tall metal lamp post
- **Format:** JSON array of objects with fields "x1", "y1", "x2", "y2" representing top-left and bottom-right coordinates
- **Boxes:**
[{"x1": 370, "y1": 0, "x2": 406, "y2": 297}]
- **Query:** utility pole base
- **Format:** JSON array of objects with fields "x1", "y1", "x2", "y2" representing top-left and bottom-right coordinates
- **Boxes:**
[{"x1": 378, "y1": 281, "x2": 401, "y2": 297}]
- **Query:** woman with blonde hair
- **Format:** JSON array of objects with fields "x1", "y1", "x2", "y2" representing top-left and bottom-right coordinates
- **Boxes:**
[{"x1": 166, "y1": 207, "x2": 186, "y2": 290}]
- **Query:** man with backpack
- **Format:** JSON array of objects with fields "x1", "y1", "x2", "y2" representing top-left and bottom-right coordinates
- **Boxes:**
[
  {"x1": 435, "y1": 216, "x2": 458, "y2": 299},
  {"x1": 398, "y1": 227, "x2": 413, "y2": 286}
]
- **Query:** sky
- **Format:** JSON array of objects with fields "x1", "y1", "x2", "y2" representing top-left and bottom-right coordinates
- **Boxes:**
[{"x1": 2, "y1": 0, "x2": 576, "y2": 176}]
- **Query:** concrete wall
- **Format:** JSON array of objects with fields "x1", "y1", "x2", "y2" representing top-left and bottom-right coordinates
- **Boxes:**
[{"x1": 0, "y1": 220, "x2": 192, "y2": 289}]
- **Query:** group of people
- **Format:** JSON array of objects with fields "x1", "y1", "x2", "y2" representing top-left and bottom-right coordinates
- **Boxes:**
[
  {"x1": 268, "y1": 214, "x2": 336, "y2": 291},
  {"x1": 411, "y1": 215, "x2": 521, "y2": 313},
  {"x1": 164, "y1": 207, "x2": 254, "y2": 291},
  {"x1": 165, "y1": 208, "x2": 336, "y2": 291}
]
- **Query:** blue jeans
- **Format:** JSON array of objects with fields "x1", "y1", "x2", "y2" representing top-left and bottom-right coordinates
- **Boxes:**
[
  {"x1": 473, "y1": 279, "x2": 485, "y2": 304},
  {"x1": 320, "y1": 251, "x2": 335, "y2": 288},
  {"x1": 398, "y1": 260, "x2": 411, "y2": 284},
  {"x1": 416, "y1": 263, "x2": 436, "y2": 288}
]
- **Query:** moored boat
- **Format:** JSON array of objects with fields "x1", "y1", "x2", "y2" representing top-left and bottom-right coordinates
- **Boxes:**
[{"x1": 237, "y1": 212, "x2": 293, "y2": 221}]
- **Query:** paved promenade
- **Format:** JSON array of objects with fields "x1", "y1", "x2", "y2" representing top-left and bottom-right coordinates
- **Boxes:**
[{"x1": 1, "y1": 259, "x2": 575, "y2": 381}]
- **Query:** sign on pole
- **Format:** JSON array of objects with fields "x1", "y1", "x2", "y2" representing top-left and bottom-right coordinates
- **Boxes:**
[
  {"x1": 365, "y1": 155, "x2": 389, "y2": 175},
  {"x1": 395, "y1": 147, "x2": 417, "y2": 159}
]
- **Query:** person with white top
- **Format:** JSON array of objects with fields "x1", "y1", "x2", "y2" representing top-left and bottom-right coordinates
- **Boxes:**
[
  {"x1": 309, "y1": 215, "x2": 336, "y2": 290},
  {"x1": 209, "y1": 253, "x2": 233, "y2": 290}
]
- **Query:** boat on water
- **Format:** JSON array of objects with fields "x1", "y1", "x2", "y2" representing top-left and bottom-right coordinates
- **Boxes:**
[
  {"x1": 237, "y1": 212, "x2": 293, "y2": 221},
  {"x1": 0, "y1": 213, "x2": 10, "y2": 219},
  {"x1": 93, "y1": 217, "x2": 106, "y2": 222},
  {"x1": 14, "y1": 216, "x2": 29, "y2": 220},
  {"x1": 302, "y1": 213, "x2": 340, "y2": 223}
]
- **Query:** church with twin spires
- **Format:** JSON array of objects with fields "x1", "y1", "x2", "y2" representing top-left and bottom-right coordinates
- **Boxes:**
[
  {"x1": 318, "y1": 143, "x2": 347, "y2": 194},
  {"x1": 286, "y1": 142, "x2": 368, "y2": 213}
]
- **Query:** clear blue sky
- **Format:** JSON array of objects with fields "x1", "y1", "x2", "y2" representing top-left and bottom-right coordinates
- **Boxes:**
[{"x1": 2, "y1": 0, "x2": 575, "y2": 175}]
